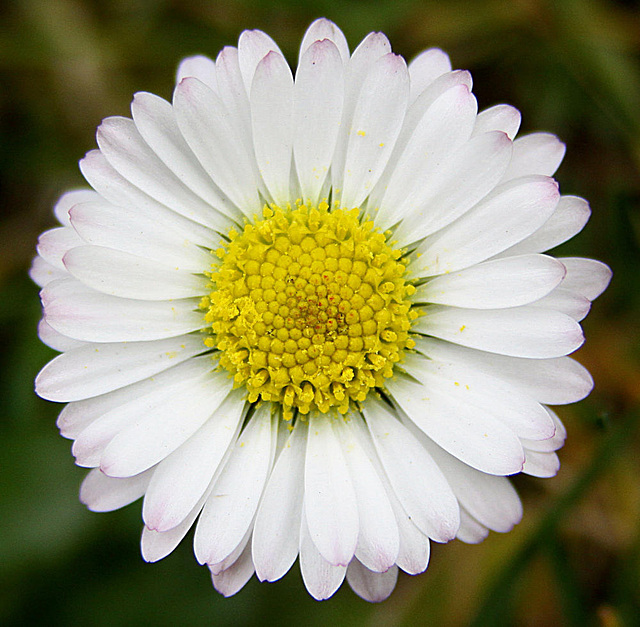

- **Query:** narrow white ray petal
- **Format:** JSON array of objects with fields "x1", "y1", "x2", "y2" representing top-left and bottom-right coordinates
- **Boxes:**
[
  {"x1": 173, "y1": 77, "x2": 261, "y2": 213},
  {"x1": 36, "y1": 227, "x2": 84, "y2": 270},
  {"x1": 456, "y1": 507, "x2": 490, "y2": 543},
  {"x1": 414, "y1": 337, "x2": 593, "y2": 405},
  {"x1": 401, "y1": 353, "x2": 556, "y2": 441},
  {"x1": 63, "y1": 246, "x2": 206, "y2": 301},
  {"x1": 237, "y1": 29, "x2": 283, "y2": 94},
  {"x1": 79, "y1": 149, "x2": 231, "y2": 234},
  {"x1": 69, "y1": 200, "x2": 214, "y2": 273},
  {"x1": 408, "y1": 48, "x2": 452, "y2": 104},
  {"x1": 30, "y1": 257, "x2": 67, "y2": 289},
  {"x1": 96, "y1": 116, "x2": 232, "y2": 227},
  {"x1": 176, "y1": 55, "x2": 217, "y2": 90},
  {"x1": 418, "y1": 435, "x2": 523, "y2": 533},
  {"x1": 522, "y1": 450, "x2": 560, "y2": 477},
  {"x1": 331, "y1": 32, "x2": 392, "y2": 199},
  {"x1": 362, "y1": 398, "x2": 459, "y2": 541},
  {"x1": 293, "y1": 39, "x2": 344, "y2": 205},
  {"x1": 251, "y1": 51, "x2": 294, "y2": 204},
  {"x1": 299, "y1": 18, "x2": 350, "y2": 63},
  {"x1": 521, "y1": 408, "x2": 566, "y2": 452},
  {"x1": 42, "y1": 280, "x2": 203, "y2": 343},
  {"x1": 393, "y1": 131, "x2": 513, "y2": 245},
  {"x1": 340, "y1": 53, "x2": 409, "y2": 209},
  {"x1": 194, "y1": 405, "x2": 274, "y2": 565},
  {"x1": 304, "y1": 413, "x2": 359, "y2": 566},
  {"x1": 36, "y1": 334, "x2": 206, "y2": 402},
  {"x1": 387, "y1": 374, "x2": 525, "y2": 475},
  {"x1": 37, "y1": 318, "x2": 85, "y2": 352},
  {"x1": 502, "y1": 132, "x2": 566, "y2": 181},
  {"x1": 534, "y1": 288, "x2": 592, "y2": 321},
  {"x1": 335, "y1": 415, "x2": 399, "y2": 573},
  {"x1": 53, "y1": 189, "x2": 100, "y2": 226},
  {"x1": 211, "y1": 538, "x2": 255, "y2": 597},
  {"x1": 142, "y1": 389, "x2": 246, "y2": 532},
  {"x1": 80, "y1": 467, "x2": 152, "y2": 512},
  {"x1": 414, "y1": 304, "x2": 584, "y2": 359},
  {"x1": 558, "y1": 257, "x2": 612, "y2": 301},
  {"x1": 209, "y1": 525, "x2": 253, "y2": 576},
  {"x1": 500, "y1": 195, "x2": 591, "y2": 256},
  {"x1": 253, "y1": 419, "x2": 307, "y2": 583},
  {"x1": 376, "y1": 83, "x2": 477, "y2": 227},
  {"x1": 472, "y1": 104, "x2": 521, "y2": 140},
  {"x1": 347, "y1": 561, "x2": 398, "y2": 603},
  {"x1": 99, "y1": 363, "x2": 232, "y2": 477},
  {"x1": 416, "y1": 254, "x2": 565, "y2": 309},
  {"x1": 299, "y1": 508, "x2": 347, "y2": 600},
  {"x1": 141, "y1": 492, "x2": 206, "y2": 562},
  {"x1": 412, "y1": 175, "x2": 560, "y2": 276},
  {"x1": 131, "y1": 91, "x2": 239, "y2": 219}
]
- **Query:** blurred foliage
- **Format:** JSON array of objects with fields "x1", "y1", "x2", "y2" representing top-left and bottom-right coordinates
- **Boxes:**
[{"x1": 1, "y1": 0, "x2": 639, "y2": 625}]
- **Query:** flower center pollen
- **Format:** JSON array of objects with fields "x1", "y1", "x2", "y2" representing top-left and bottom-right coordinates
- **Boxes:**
[{"x1": 201, "y1": 202, "x2": 417, "y2": 419}]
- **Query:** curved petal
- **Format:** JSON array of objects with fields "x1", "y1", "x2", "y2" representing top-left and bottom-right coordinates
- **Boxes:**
[
  {"x1": 473, "y1": 104, "x2": 521, "y2": 140},
  {"x1": 299, "y1": 18, "x2": 350, "y2": 63},
  {"x1": 408, "y1": 48, "x2": 452, "y2": 104},
  {"x1": 502, "y1": 132, "x2": 566, "y2": 181},
  {"x1": 80, "y1": 467, "x2": 152, "y2": 512},
  {"x1": 346, "y1": 560, "x2": 398, "y2": 603}
]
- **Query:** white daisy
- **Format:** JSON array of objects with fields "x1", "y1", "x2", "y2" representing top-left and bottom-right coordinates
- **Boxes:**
[{"x1": 32, "y1": 18, "x2": 611, "y2": 602}]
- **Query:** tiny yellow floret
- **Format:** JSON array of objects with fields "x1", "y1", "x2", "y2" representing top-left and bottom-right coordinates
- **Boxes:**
[{"x1": 201, "y1": 202, "x2": 417, "y2": 419}]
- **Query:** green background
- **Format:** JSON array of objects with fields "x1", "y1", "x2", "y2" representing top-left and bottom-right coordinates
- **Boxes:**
[{"x1": 1, "y1": 0, "x2": 639, "y2": 624}]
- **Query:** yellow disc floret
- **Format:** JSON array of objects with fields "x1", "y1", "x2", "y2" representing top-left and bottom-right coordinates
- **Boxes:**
[{"x1": 201, "y1": 201, "x2": 417, "y2": 419}]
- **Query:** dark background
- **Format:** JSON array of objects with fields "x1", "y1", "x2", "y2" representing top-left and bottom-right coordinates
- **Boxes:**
[{"x1": 1, "y1": 0, "x2": 639, "y2": 625}]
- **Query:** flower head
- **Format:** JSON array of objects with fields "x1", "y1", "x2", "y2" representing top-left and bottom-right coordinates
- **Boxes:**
[{"x1": 33, "y1": 19, "x2": 611, "y2": 602}]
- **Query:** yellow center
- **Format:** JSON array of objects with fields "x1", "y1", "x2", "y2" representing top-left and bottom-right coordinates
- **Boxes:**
[{"x1": 201, "y1": 201, "x2": 417, "y2": 419}]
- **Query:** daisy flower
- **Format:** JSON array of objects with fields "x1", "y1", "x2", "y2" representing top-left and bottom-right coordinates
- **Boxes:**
[{"x1": 32, "y1": 18, "x2": 611, "y2": 602}]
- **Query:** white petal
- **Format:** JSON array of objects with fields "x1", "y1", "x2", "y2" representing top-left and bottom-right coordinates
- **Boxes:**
[
  {"x1": 53, "y1": 189, "x2": 100, "y2": 227},
  {"x1": 142, "y1": 389, "x2": 246, "y2": 532},
  {"x1": 194, "y1": 405, "x2": 275, "y2": 565},
  {"x1": 473, "y1": 104, "x2": 521, "y2": 140},
  {"x1": 502, "y1": 132, "x2": 566, "y2": 181},
  {"x1": 30, "y1": 256, "x2": 67, "y2": 289},
  {"x1": 237, "y1": 29, "x2": 283, "y2": 94},
  {"x1": 79, "y1": 149, "x2": 231, "y2": 234},
  {"x1": 393, "y1": 131, "x2": 514, "y2": 245},
  {"x1": 362, "y1": 398, "x2": 459, "y2": 541},
  {"x1": 347, "y1": 561, "x2": 398, "y2": 603},
  {"x1": 173, "y1": 77, "x2": 260, "y2": 213},
  {"x1": 419, "y1": 437, "x2": 523, "y2": 533},
  {"x1": 401, "y1": 353, "x2": 556, "y2": 441},
  {"x1": 176, "y1": 55, "x2": 217, "y2": 90},
  {"x1": 253, "y1": 418, "x2": 307, "y2": 583},
  {"x1": 99, "y1": 361, "x2": 232, "y2": 477},
  {"x1": 131, "y1": 91, "x2": 238, "y2": 219},
  {"x1": 69, "y1": 199, "x2": 214, "y2": 272},
  {"x1": 414, "y1": 304, "x2": 584, "y2": 358},
  {"x1": 293, "y1": 39, "x2": 344, "y2": 205},
  {"x1": 42, "y1": 279, "x2": 203, "y2": 343},
  {"x1": 414, "y1": 336, "x2": 594, "y2": 405},
  {"x1": 37, "y1": 318, "x2": 85, "y2": 352},
  {"x1": 299, "y1": 508, "x2": 347, "y2": 601},
  {"x1": 408, "y1": 48, "x2": 452, "y2": 104},
  {"x1": 522, "y1": 449, "x2": 560, "y2": 477},
  {"x1": 304, "y1": 413, "x2": 359, "y2": 566},
  {"x1": 376, "y1": 83, "x2": 477, "y2": 228},
  {"x1": 299, "y1": 18, "x2": 350, "y2": 63},
  {"x1": 412, "y1": 175, "x2": 560, "y2": 275},
  {"x1": 211, "y1": 539, "x2": 255, "y2": 597},
  {"x1": 339, "y1": 53, "x2": 409, "y2": 209},
  {"x1": 36, "y1": 227, "x2": 84, "y2": 270},
  {"x1": 96, "y1": 116, "x2": 230, "y2": 228},
  {"x1": 335, "y1": 415, "x2": 399, "y2": 573},
  {"x1": 456, "y1": 507, "x2": 490, "y2": 543},
  {"x1": 36, "y1": 334, "x2": 206, "y2": 402},
  {"x1": 500, "y1": 195, "x2": 591, "y2": 256},
  {"x1": 416, "y1": 254, "x2": 565, "y2": 309},
  {"x1": 558, "y1": 257, "x2": 612, "y2": 301},
  {"x1": 80, "y1": 467, "x2": 152, "y2": 512},
  {"x1": 534, "y1": 288, "x2": 592, "y2": 321},
  {"x1": 250, "y1": 51, "x2": 294, "y2": 204},
  {"x1": 387, "y1": 374, "x2": 525, "y2": 475}
]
